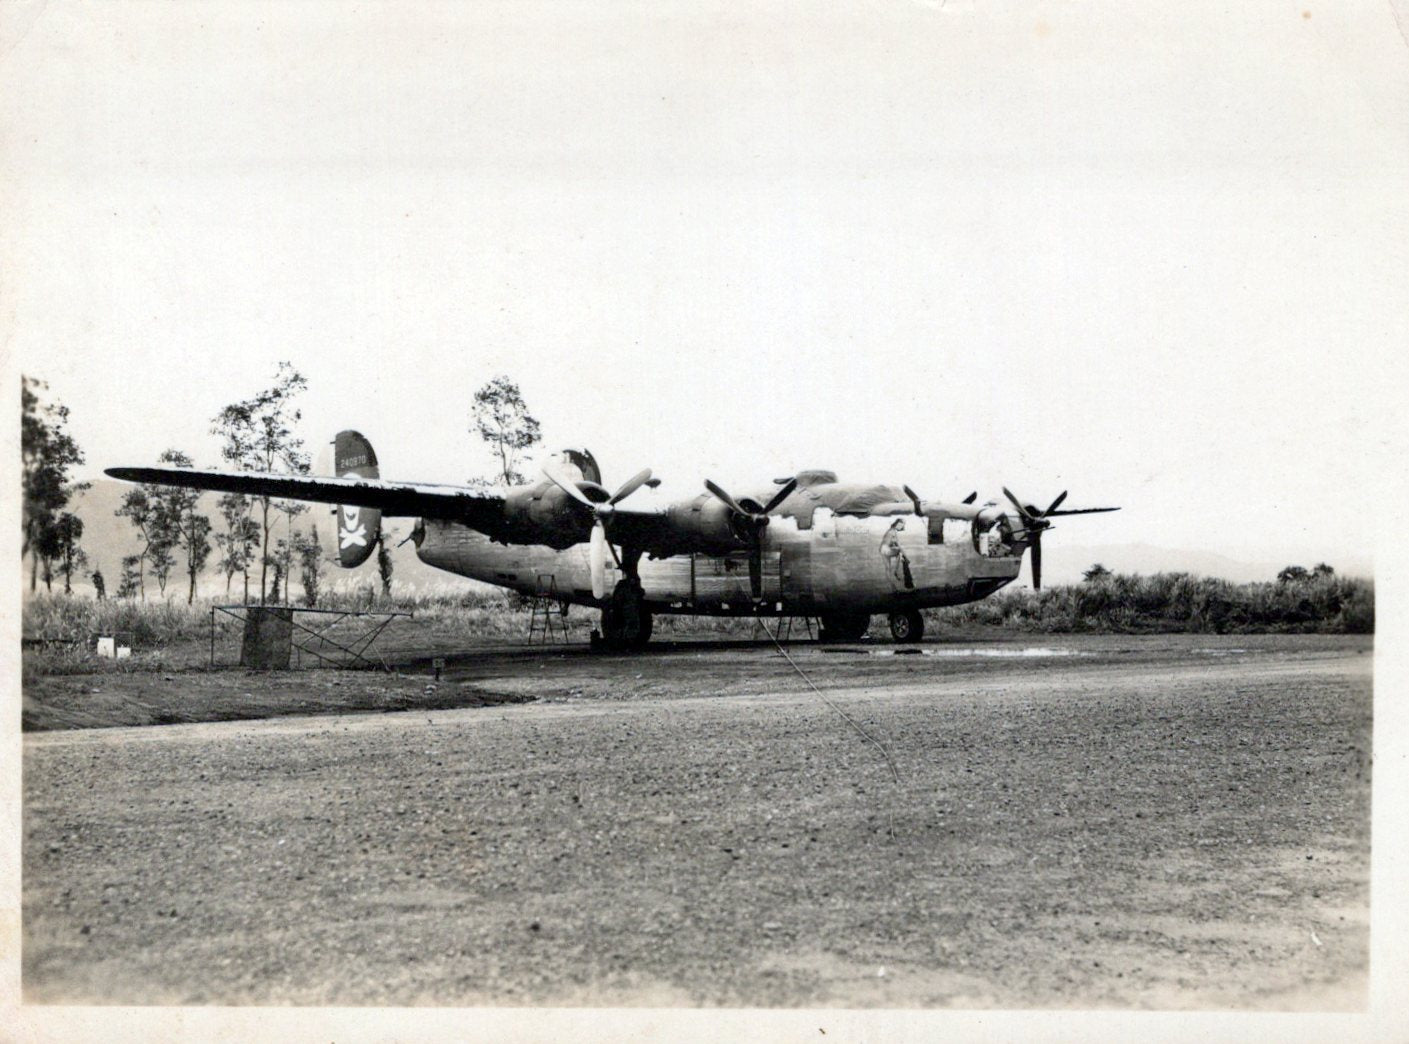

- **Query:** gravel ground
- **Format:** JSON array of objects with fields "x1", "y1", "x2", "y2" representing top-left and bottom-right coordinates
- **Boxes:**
[{"x1": 22, "y1": 635, "x2": 1371, "y2": 1008}]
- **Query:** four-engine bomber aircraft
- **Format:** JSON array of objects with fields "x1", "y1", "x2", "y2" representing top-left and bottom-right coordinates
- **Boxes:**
[{"x1": 108, "y1": 431, "x2": 1118, "y2": 649}]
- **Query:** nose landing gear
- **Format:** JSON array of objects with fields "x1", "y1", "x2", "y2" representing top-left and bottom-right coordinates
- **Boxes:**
[{"x1": 887, "y1": 609, "x2": 924, "y2": 643}]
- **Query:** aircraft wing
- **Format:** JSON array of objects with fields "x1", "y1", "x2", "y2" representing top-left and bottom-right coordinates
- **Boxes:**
[
  {"x1": 602, "y1": 506, "x2": 680, "y2": 556},
  {"x1": 104, "y1": 466, "x2": 506, "y2": 528}
]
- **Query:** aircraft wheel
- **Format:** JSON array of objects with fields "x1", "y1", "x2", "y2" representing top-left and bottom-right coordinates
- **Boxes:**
[
  {"x1": 818, "y1": 611, "x2": 870, "y2": 643},
  {"x1": 888, "y1": 610, "x2": 924, "y2": 643},
  {"x1": 602, "y1": 581, "x2": 652, "y2": 651},
  {"x1": 630, "y1": 607, "x2": 653, "y2": 649}
]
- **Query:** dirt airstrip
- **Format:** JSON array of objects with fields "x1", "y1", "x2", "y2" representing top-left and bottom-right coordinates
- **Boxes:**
[{"x1": 22, "y1": 633, "x2": 1371, "y2": 1008}]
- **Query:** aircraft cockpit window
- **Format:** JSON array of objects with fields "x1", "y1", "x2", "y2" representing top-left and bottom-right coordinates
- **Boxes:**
[
  {"x1": 973, "y1": 516, "x2": 1018, "y2": 557},
  {"x1": 944, "y1": 518, "x2": 970, "y2": 545}
]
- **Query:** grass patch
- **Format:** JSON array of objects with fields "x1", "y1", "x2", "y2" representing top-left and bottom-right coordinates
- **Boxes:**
[{"x1": 930, "y1": 571, "x2": 1373, "y2": 634}]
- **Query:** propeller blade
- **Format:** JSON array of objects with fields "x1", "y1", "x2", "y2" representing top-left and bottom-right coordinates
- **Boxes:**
[
  {"x1": 543, "y1": 467, "x2": 596, "y2": 508},
  {"x1": 1001, "y1": 487, "x2": 1034, "y2": 521},
  {"x1": 963, "y1": 492, "x2": 977, "y2": 504},
  {"x1": 903, "y1": 485, "x2": 923, "y2": 516},
  {"x1": 705, "y1": 479, "x2": 749, "y2": 518},
  {"x1": 589, "y1": 522, "x2": 607, "y2": 600},
  {"x1": 1046, "y1": 506, "x2": 1120, "y2": 516},
  {"x1": 1044, "y1": 490, "x2": 1069, "y2": 516},
  {"x1": 761, "y1": 477, "x2": 798, "y2": 515},
  {"x1": 609, "y1": 468, "x2": 653, "y2": 505},
  {"x1": 1031, "y1": 536, "x2": 1043, "y2": 591}
]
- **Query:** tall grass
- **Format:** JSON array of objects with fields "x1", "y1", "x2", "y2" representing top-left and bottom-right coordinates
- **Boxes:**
[{"x1": 930, "y1": 571, "x2": 1373, "y2": 634}]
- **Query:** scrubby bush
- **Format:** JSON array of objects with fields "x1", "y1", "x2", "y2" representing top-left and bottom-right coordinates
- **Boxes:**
[{"x1": 930, "y1": 571, "x2": 1373, "y2": 634}]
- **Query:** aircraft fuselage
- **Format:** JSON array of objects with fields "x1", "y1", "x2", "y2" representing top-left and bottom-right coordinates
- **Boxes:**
[{"x1": 416, "y1": 506, "x2": 1020, "y2": 616}]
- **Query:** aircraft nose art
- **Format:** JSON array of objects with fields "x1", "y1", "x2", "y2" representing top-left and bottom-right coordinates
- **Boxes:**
[{"x1": 333, "y1": 430, "x2": 381, "y2": 567}]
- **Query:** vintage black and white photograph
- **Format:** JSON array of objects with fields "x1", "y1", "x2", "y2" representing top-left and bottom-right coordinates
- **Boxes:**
[{"x1": 5, "y1": 1, "x2": 1406, "y2": 1038}]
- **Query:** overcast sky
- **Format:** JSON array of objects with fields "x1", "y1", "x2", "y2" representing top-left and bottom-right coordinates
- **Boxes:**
[{"x1": 4, "y1": 1, "x2": 1406, "y2": 568}]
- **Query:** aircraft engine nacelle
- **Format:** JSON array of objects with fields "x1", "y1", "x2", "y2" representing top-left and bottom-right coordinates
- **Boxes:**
[
  {"x1": 502, "y1": 482, "x2": 602, "y2": 550},
  {"x1": 660, "y1": 495, "x2": 751, "y2": 555}
]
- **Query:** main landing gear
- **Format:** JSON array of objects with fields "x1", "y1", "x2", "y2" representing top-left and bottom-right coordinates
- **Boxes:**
[
  {"x1": 594, "y1": 547, "x2": 653, "y2": 651},
  {"x1": 597, "y1": 578, "x2": 653, "y2": 651},
  {"x1": 818, "y1": 611, "x2": 870, "y2": 643}
]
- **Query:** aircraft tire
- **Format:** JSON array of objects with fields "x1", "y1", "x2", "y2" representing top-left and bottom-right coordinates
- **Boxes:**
[
  {"x1": 888, "y1": 610, "x2": 924, "y2": 643},
  {"x1": 629, "y1": 607, "x2": 653, "y2": 650},
  {"x1": 602, "y1": 581, "x2": 652, "y2": 651},
  {"x1": 818, "y1": 611, "x2": 870, "y2": 643}
]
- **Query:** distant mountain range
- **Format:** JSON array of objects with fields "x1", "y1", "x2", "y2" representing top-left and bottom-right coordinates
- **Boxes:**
[{"x1": 27, "y1": 480, "x2": 1371, "y2": 600}]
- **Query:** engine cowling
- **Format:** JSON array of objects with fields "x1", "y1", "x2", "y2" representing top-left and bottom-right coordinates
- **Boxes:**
[{"x1": 661, "y1": 494, "x2": 750, "y2": 555}]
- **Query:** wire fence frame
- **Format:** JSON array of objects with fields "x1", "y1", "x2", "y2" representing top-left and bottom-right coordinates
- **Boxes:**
[{"x1": 209, "y1": 604, "x2": 414, "y2": 671}]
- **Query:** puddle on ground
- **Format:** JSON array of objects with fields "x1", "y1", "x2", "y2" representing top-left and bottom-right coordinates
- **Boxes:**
[{"x1": 865, "y1": 647, "x2": 1089, "y2": 658}]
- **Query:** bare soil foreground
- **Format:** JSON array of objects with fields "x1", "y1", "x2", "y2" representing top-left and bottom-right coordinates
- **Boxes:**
[{"x1": 23, "y1": 633, "x2": 1371, "y2": 1008}]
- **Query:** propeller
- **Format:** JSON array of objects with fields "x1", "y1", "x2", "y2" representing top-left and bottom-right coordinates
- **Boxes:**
[
  {"x1": 902, "y1": 485, "x2": 923, "y2": 516},
  {"x1": 543, "y1": 467, "x2": 653, "y2": 599},
  {"x1": 704, "y1": 476, "x2": 799, "y2": 600},
  {"x1": 1000, "y1": 487, "x2": 1072, "y2": 591}
]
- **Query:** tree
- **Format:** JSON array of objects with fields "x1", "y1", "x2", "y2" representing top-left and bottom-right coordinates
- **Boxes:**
[
  {"x1": 48, "y1": 512, "x2": 88, "y2": 594},
  {"x1": 296, "y1": 525, "x2": 324, "y2": 608},
  {"x1": 22, "y1": 376, "x2": 87, "y2": 592},
  {"x1": 117, "y1": 555, "x2": 143, "y2": 599},
  {"x1": 1277, "y1": 565, "x2": 1310, "y2": 585},
  {"x1": 152, "y1": 450, "x2": 214, "y2": 603},
  {"x1": 377, "y1": 534, "x2": 394, "y2": 597},
  {"x1": 114, "y1": 486, "x2": 153, "y2": 599},
  {"x1": 470, "y1": 376, "x2": 541, "y2": 486},
  {"x1": 114, "y1": 483, "x2": 177, "y2": 601},
  {"x1": 215, "y1": 493, "x2": 260, "y2": 600},
  {"x1": 211, "y1": 362, "x2": 310, "y2": 603},
  {"x1": 272, "y1": 498, "x2": 308, "y2": 603},
  {"x1": 269, "y1": 544, "x2": 286, "y2": 605},
  {"x1": 1082, "y1": 563, "x2": 1111, "y2": 583},
  {"x1": 35, "y1": 515, "x2": 88, "y2": 594},
  {"x1": 1312, "y1": 563, "x2": 1335, "y2": 577},
  {"x1": 149, "y1": 540, "x2": 177, "y2": 597}
]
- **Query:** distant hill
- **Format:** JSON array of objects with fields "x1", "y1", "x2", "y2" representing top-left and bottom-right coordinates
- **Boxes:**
[{"x1": 30, "y1": 480, "x2": 1370, "y2": 600}]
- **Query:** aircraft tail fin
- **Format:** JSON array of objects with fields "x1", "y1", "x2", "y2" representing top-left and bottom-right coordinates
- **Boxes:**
[{"x1": 334, "y1": 430, "x2": 381, "y2": 567}]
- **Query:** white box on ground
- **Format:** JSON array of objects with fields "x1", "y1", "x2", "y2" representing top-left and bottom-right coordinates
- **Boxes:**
[
  {"x1": 96, "y1": 636, "x2": 115, "y2": 658},
  {"x1": 116, "y1": 646, "x2": 131, "y2": 660}
]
